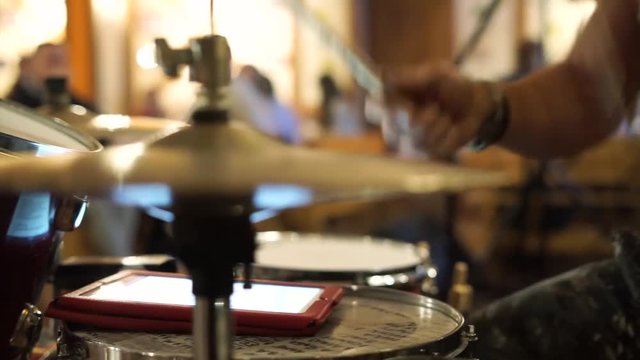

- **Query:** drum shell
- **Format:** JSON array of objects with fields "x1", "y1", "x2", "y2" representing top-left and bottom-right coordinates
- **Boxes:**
[
  {"x1": 0, "y1": 100, "x2": 102, "y2": 359},
  {"x1": 251, "y1": 232, "x2": 438, "y2": 294},
  {"x1": 0, "y1": 192, "x2": 61, "y2": 359}
]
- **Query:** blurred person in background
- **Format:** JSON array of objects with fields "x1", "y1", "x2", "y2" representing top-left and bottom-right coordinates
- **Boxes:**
[
  {"x1": 318, "y1": 73, "x2": 366, "y2": 136},
  {"x1": 229, "y1": 65, "x2": 303, "y2": 144},
  {"x1": 6, "y1": 43, "x2": 93, "y2": 110},
  {"x1": 387, "y1": 1, "x2": 640, "y2": 359}
]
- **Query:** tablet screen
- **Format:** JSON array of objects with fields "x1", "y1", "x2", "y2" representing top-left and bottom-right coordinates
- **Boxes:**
[{"x1": 83, "y1": 275, "x2": 323, "y2": 313}]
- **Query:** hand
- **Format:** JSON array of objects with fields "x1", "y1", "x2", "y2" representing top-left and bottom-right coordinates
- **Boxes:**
[{"x1": 384, "y1": 63, "x2": 497, "y2": 158}]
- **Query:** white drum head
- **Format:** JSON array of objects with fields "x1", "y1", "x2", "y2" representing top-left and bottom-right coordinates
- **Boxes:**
[{"x1": 255, "y1": 232, "x2": 422, "y2": 273}]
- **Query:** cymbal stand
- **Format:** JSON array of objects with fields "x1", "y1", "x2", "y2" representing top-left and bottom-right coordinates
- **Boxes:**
[
  {"x1": 172, "y1": 199, "x2": 255, "y2": 360},
  {"x1": 155, "y1": 35, "x2": 255, "y2": 360}
]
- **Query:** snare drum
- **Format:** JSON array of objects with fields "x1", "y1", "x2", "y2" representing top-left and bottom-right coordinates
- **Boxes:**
[
  {"x1": 51, "y1": 287, "x2": 466, "y2": 359},
  {"x1": 0, "y1": 100, "x2": 101, "y2": 359},
  {"x1": 252, "y1": 232, "x2": 438, "y2": 294}
]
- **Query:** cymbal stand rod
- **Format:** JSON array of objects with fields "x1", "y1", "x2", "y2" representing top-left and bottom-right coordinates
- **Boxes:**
[
  {"x1": 172, "y1": 200, "x2": 255, "y2": 360},
  {"x1": 194, "y1": 295, "x2": 232, "y2": 360}
]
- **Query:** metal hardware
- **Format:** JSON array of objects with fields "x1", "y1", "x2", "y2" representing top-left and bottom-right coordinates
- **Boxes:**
[
  {"x1": 9, "y1": 304, "x2": 43, "y2": 360},
  {"x1": 54, "y1": 195, "x2": 88, "y2": 231}
]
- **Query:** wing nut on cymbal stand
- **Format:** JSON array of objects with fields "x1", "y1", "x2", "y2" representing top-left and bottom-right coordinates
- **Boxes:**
[{"x1": 155, "y1": 35, "x2": 254, "y2": 360}]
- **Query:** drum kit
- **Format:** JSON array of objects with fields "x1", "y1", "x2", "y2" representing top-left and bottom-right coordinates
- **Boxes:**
[{"x1": 0, "y1": 34, "x2": 511, "y2": 360}]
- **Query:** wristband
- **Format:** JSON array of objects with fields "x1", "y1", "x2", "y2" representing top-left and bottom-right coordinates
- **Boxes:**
[{"x1": 469, "y1": 82, "x2": 510, "y2": 151}]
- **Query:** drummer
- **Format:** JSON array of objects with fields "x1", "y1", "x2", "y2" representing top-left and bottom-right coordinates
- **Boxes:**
[
  {"x1": 387, "y1": 0, "x2": 639, "y2": 359},
  {"x1": 387, "y1": 1, "x2": 638, "y2": 160}
]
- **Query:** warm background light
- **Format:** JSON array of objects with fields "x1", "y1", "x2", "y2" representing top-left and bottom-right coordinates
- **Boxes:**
[
  {"x1": 543, "y1": 0, "x2": 596, "y2": 63},
  {"x1": 0, "y1": 0, "x2": 67, "y2": 96}
]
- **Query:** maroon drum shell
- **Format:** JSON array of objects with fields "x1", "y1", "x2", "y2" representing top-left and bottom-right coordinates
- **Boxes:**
[
  {"x1": 0, "y1": 100, "x2": 102, "y2": 359},
  {"x1": 0, "y1": 191, "x2": 60, "y2": 358}
]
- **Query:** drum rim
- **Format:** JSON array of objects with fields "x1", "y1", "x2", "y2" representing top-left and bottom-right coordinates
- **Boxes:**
[
  {"x1": 343, "y1": 285, "x2": 465, "y2": 337},
  {"x1": 253, "y1": 231, "x2": 434, "y2": 286},
  {"x1": 0, "y1": 99, "x2": 103, "y2": 153},
  {"x1": 67, "y1": 286, "x2": 465, "y2": 360}
]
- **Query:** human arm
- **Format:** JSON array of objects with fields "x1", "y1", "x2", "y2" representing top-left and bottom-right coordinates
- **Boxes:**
[
  {"x1": 389, "y1": 0, "x2": 640, "y2": 159},
  {"x1": 501, "y1": 0, "x2": 640, "y2": 158}
]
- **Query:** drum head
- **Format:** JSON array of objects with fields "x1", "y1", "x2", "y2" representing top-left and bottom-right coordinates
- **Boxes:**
[
  {"x1": 255, "y1": 231, "x2": 423, "y2": 274},
  {"x1": 70, "y1": 286, "x2": 463, "y2": 359}
]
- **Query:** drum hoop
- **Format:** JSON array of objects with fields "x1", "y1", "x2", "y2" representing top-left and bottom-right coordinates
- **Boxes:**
[
  {"x1": 257, "y1": 231, "x2": 420, "y2": 248},
  {"x1": 61, "y1": 286, "x2": 465, "y2": 360},
  {"x1": 345, "y1": 285, "x2": 464, "y2": 334},
  {"x1": 252, "y1": 264, "x2": 428, "y2": 284}
]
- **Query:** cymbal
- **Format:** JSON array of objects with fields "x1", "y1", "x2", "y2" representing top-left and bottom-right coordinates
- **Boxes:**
[
  {"x1": 79, "y1": 114, "x2": 187, "y2": 145},
  {"x1": 0, "y1": 121, "x2": 512, "y2": 209},
  {"x1": 39, "y1": 104, "x2": 187, "y2": 145},
  {"x1": 554, "y1": 136, "x2": 640, "y2": 186}
]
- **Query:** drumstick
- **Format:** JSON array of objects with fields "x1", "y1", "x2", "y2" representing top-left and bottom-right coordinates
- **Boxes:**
[
  {"x1": 280, "y1": 0, "x2": 418, "y2": 151},
  {"x1": 279, "y1": 0, "x2": 384, "y2": 103},
  {"x1": 280, "y1": 0, "x2": 487, "y2": 156}
]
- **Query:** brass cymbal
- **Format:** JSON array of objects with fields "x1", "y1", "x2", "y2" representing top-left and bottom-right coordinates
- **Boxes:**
[
  {"x1": 0, "y1": 121, "x2": 512, "y2": 209},
  {"x1": 553, "y1": 136, "x2": 640, "y2": 186},
  {"x1": 40, "y1": 104, "x2": 187, "y2": 145},
  {"x1": 78, "y1": 114, "x2": 187, "y2": 145}
]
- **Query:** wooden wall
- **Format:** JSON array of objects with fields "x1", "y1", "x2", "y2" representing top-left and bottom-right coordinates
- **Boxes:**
[
  {"x1": 66, "y1": 0, "x2": 95, "y2": 104},
  {"x1": 366, "y1": 0, "x2": 454, "y2": 66}
]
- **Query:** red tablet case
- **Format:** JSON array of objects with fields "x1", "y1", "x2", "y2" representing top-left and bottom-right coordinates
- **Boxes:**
[{"x1": 45, "y1": 270, "x2": 344, "y2": 336}]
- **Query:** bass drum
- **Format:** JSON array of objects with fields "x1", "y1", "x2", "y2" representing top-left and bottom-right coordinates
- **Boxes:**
[
  {"x1": 50, "y1": 286, "x2": 467, "y2": 359},
  {"x1": 251, "y1": 231, "x2": 438, "y2": 295},
  {"x1": 0, "y1": 100, "x2": 102, "y2": 360}
]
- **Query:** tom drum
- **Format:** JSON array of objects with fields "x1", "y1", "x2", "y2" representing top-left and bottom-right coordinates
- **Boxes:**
[
  {"x1": 0, "y1": 100, "x2": 102, "y2": 359},
  {"x1": 251, "y1": 231, "x2": 438, "y2": 295}
]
